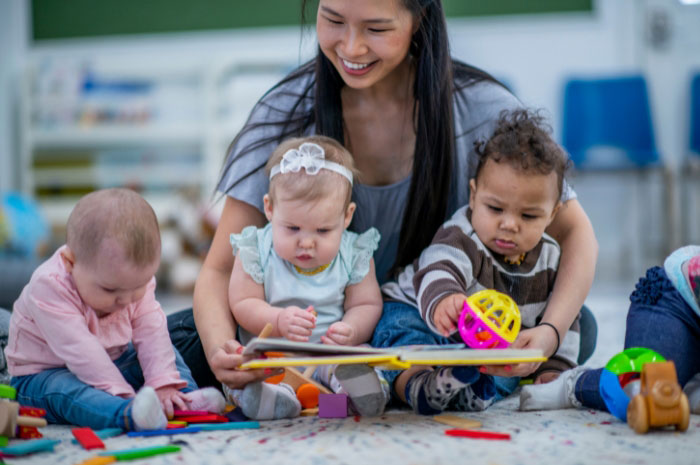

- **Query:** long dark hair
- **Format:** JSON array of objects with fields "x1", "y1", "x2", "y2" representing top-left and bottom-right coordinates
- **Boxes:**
[{"x1": 220, "y1": 0, "x2": 501, "y2": 276}]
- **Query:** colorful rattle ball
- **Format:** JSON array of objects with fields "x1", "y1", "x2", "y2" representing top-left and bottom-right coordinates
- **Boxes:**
[
  {"x1": 599, "y1": 347, "x2": 666, "y2": 422},
  {"x1": 457, "y1": 289, "x2": 521, "y2": 349}
]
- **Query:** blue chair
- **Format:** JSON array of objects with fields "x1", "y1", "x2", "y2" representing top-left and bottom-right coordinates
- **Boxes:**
[
  {"x1": 562, "y1": 76, "x2": 660, "y2": 170},
  {"x1": 682, "y1": 73, "x2": 700, "y2": 244},
  {"x1": 690, "y1": 74, "x2": 700, "y2": 158},
  {"x1": 561, "y1": 74, "x2": 675, "y2": 270}
]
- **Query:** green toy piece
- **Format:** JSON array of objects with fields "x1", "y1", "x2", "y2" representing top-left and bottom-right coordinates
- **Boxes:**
[
  {"x1": 98, "y1": 445, "x2": 181, "y2": 460},
  {"x1": 0, "y1": 385, "x2": 17, "y2": 400},
  {"x1": 605, "y1": 347, "x2": 666, "y2": 375}
]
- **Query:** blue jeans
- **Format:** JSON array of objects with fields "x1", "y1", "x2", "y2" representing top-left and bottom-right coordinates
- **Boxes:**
[
  {"x1": 168, "y1": 308, "x2": 220, "y2": 389},
  {"x1": 11, "y1": 345, "x2": 197, "y2": 430},
  {"x1": 575, "y1": 267, "x2": 700, "y2": 410},
  {"x1": 371, "y1": 301, "x2": 520, "y2": 405}
]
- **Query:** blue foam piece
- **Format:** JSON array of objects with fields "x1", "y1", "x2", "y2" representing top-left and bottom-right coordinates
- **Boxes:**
[
  {"x1": 127, "y1": 426, "x2": 201, "y2": 437},
  {"x1": 599, "y1": 368, "x2": 630, "y2": 422},
  {"x1": 196, "y1": 421, "x2": 260, "y2": 430},
  {"x1": 0, "y1": 439, "x2": 61, "y2": 456}
]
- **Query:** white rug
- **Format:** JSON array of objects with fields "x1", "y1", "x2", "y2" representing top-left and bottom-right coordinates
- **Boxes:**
[
  {"x1": 8, "y1": 282, "x2": 699, "y2": 465},
  {"x1": 6, "y1": 396, "x2": 699, "y2": 465}
]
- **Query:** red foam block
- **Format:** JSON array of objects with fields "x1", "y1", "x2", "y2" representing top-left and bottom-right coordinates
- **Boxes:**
[
  {"x1": 175, "y1": 414, "x2": 228, "y2": 423},
  {"x1": 72, "y1": 427, "x2": 105, "y2": 450},
  {"x1": 173, "y1": 410, "x2": 210, "y2": 417}
]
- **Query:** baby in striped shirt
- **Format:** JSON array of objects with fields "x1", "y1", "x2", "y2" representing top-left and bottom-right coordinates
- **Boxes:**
[{"x1": 380, "y1": 109, "x2": 578, "y2": 414}]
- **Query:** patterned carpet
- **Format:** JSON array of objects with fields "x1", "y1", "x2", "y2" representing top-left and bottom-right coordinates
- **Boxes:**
[
  {"x1": 6, "y1": 285, "x2": 700, "y2": 465},
  {"x1": 6, "y1": 396, "x2": 699, "y2": 465}
]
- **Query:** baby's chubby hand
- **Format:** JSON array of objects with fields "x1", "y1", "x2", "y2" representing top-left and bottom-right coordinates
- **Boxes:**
[
  {"x1": 154, "y1": 386, "x2": 189, "y2": 419},
  {"x1": 277, "y1": 305, "x2": 316, "y2": 341},
  {"x1": 433, "y1": 293, "x2": 468, "y2": 337},
  {"x1": 321, "y1": 321, "x2": 355, "y2": 346}
]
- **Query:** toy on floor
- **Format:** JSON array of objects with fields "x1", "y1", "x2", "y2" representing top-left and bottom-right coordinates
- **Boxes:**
[
  {"x1": 599, "y1": 347, "x2": 666, "y2": 421},
  {"x1": 77, "y1": 456, "x2": 117, "y2": 465},
  {"x1": 318, "y1": 393, "x2": 348, "y2": 418},
  {"x1": 258, "y1": 322, "x2": 329, "y2": 411},
  {"x1": 458, "y1": 290, "x2": 521, "y2": 349},
  {"x1": 0, "y1": 401, "x2": 47, "y2": 438},
  {"x1": 444, "y1": 429, "x2": 510, "y2": 440},
  {"x1": 72, "y1": 427, "x2": 105, "y2": 450},
  {"x1": 0, "y1": 384, "x2": 16, "y2": 400},
  {"x1": 0, "y1": 438, "x2": 61, "y2": 456},
  {"x1": 17, "y1": 406, "x2": 47, "y2": 439},
  {"x1": 432, "y1": 414, "x2": 482, "y2": 429},
  {"x1": 97, "y1": 445, "x2": 181, "y2": 460},
  {"x1": 627, "y1": 361, "x2": 690, "y2": 434}
]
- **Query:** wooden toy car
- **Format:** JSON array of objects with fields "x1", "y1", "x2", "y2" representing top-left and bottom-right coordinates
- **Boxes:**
[{"x1": 626, "y1": 361, "x2": 690, "y2": 434}]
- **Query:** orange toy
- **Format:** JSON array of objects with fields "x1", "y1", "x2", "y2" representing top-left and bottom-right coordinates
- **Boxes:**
[
  {"x1": 627, "y1": 361, "x2": 690, "y2": 434},
  {"x1": 296, "y1": 383, "x2": 321, "y2": 409},
  {"x1": 0, "y1": 401, "x2": 48, "y2": 438},
  {"x1": 257, "y1": 323, "x2": 328, "y2": 411}
]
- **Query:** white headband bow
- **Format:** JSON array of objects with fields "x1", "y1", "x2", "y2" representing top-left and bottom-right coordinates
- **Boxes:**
[{"x1": 269, "y1": 142, "x2": 353, "y2": 185}]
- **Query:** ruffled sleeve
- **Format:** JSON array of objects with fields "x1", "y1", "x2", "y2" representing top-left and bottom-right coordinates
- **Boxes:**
[
  {"x1": 230, "y1": 225, "x2": 265, "y2": 283},
  {"x1": 341, "y1": 227, "x2": 381, "y2": 285}
]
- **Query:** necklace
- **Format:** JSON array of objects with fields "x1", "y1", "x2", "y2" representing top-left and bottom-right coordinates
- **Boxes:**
[
  {"x1": 294, "y1": 263, "x2": 330, "y2": 276},
  {"x1": 504, "y1": 253, "x2": 527, "y2": 266}
]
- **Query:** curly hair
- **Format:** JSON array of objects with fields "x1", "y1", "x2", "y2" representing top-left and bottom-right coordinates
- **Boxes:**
[{"x1": 474, "y1": 109, "x2": 571, "y2": 198}]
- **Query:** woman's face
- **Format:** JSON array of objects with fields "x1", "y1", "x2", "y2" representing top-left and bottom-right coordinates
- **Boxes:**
[{"x1": 316, "y1": 0, "x2": 416, "y2": 91}]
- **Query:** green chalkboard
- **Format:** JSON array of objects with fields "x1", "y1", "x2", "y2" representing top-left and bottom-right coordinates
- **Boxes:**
[{"x1": 31, "y1": 0, "x2": 593, "y2": 41}]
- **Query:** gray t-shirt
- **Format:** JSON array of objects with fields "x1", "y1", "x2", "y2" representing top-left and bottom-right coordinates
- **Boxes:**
[{"x1": 218, "y1": 70, "x2": 575, "y2": 283}]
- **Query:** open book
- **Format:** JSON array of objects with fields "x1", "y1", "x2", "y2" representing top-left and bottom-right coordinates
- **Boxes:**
[{"x1": 239, "y1": 337, "x2": 545, "y2": 370}]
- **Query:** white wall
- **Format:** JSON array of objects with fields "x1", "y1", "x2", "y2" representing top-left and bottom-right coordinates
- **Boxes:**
[
  {"x1": 0, "y1": 0, "x2": 28, "y2": 192},
  {"x1": 4, "y1": 0, "x2": 699, "y2": 284}
]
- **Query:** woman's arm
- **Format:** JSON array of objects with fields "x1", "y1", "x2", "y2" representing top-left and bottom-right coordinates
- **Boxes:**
[
  {"x1": 483, "y1": 198, "x2": 597, "y2": 378},
  {"x1": 193, "y1": 196, "x2": 267, "y2": 388},
  {"x1": 321, "y1": 259, "x2": 383, "y2": 346},
  {"x1": 542, "y1": 198, "x2": 598, "y2": 350}
]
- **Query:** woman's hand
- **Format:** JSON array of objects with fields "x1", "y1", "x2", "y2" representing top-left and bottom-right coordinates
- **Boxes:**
[
  {"x1": 433, "y1": 293, "x2": 467, "y2": 337},
  {"x1": 321, "y1": 321, "x2": 355, "y2": 346},
  {"x1": 276, "y1": 305, "x2": 316, "y2": 341},
  {"x1": 479, "y1": 326, "x2": 557, "y2": 378},
  {"x1": 209, "y1": 339, "x2": 279, "y2": 390},
  {"x1": 154, "y1": 386, "x2": 189, "y2": 419}
]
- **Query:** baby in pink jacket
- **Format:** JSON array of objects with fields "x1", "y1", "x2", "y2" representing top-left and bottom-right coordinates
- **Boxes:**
[{"x1": 5, "y1": 188, "x2": 224, "y2": 430}]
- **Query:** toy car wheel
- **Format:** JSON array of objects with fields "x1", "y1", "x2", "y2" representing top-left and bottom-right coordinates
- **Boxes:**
[
  {"x1": 627, "y1": 395, "x2": 649, "y2": 434},
  {"x1": 677, "y1": 393, "x2": 690, "y2": 432}
]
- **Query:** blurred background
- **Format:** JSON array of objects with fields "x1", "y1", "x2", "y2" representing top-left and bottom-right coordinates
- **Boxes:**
[{"x1": 0, "y1": 0, "x2": 699, "y2": 311}]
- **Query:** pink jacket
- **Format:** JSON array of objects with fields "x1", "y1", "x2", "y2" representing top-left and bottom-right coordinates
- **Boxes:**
[{"x1": 5, "y1": 246, "x2": 186, "y2": 397}]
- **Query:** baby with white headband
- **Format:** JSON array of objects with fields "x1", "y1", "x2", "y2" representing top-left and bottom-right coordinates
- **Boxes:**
[{"x1": 225, "y1": 135, "x2": 389, "y2": 419}]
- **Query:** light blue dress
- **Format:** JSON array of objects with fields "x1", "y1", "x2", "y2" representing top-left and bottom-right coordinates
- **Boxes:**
[{"x1": 231, "y1": 224, "x2": 380, "y2": 345}]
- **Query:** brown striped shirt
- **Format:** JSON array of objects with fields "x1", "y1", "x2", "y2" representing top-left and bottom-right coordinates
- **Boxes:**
[{"x1": 382, "y1": 206, "x2": 579, "y2": 368}]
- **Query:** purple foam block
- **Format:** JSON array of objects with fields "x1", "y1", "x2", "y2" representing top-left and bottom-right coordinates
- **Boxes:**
[{"x1": 318, "y1": 393, "x2": 348, "y2": 418}]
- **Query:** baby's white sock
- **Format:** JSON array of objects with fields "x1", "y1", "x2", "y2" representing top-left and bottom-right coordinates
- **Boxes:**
[
  {"x1": 519, "y1": 366, "x2": 587, "y2": 411},
  {"x1": 131, "y1": 386, "x2": 167, "y2": 431},
  {"x1": 223, "y1": 382, "x2": 301, "y2": 420},
  {"x1": 333, "y1": 364, "x2": 390, "y2": 417},
  {"x1": 186, "y1": 387, "x2": 226, "y2": 414},
  {"x1": 683, "y1": 373, "x2": 700, "y2": 414}
]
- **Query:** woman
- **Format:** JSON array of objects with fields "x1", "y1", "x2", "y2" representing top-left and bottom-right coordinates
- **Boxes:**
[{"x1": 168, "y1": 0, "x2": 598, "y2": 396}]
